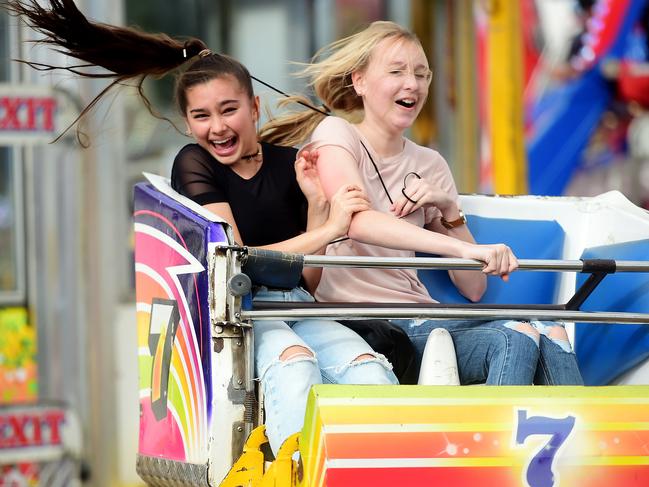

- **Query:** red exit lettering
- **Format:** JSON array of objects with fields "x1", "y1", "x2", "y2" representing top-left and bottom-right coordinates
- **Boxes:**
[
  {"x1": 0, "y1": 410, "x2": 65, "y2": 448},
  {"x1": 0, "y1": 96, "x2": 57, "y2": 132}
]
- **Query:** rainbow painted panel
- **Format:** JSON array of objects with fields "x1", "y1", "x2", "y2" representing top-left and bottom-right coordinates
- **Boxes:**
[
  {"x1": 300, "y1": 385, "x2": 649, "y2": 487},
  {"x1": 134, "y1": 183, "x2": 227, "y2": 464}
]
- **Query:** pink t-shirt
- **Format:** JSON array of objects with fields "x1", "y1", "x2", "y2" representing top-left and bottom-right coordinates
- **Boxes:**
[{"x1": 311, "y1": 116, "x2": 459, "y2": 304}]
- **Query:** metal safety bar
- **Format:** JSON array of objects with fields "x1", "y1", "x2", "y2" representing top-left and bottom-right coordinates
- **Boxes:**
[
  {"x1": 218, "y1": 245, "x2": 649, "y2": 273},
  {"x1": 302, "y1": 255, "x2": 649, "y2": 273},
  {"x1": 220, "y1": 246, "x2": 649, "y2": 319},
  {"x1": 300, "y1": 255, "x2": 649, "y2": 312},
  {"x1": 241, "y1": 308, "x2": 649, "y2": 325}
]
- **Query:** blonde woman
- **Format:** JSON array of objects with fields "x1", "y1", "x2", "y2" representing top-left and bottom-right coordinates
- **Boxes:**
[{"x1": 262, "y1": 21, "x2": 583, "y2": 386}]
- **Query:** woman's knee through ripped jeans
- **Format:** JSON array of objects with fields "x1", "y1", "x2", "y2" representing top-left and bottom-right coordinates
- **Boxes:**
[
  {"x1": 253, "y1": 286, "x2": 398, "y2": 454},
  {"x1": 526, "y1": 321, "x2": 583, "y2": 385}
]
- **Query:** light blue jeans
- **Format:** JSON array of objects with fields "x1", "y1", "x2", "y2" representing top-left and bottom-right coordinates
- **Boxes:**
[
  {"x1": 253, "y1": 287, "x2": 398, "y2": 454},
  {"x1": 391, "y1": 319, "x2": 582, "y2": 385}
]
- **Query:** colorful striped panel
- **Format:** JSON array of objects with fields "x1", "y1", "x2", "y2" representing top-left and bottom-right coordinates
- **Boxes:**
[{"x1": 300, "y1": 385, "x2": 649, "y2": 487}]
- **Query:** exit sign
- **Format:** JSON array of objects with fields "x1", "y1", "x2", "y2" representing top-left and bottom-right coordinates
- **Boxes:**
[{"x1": 0, "y1": 84, "x2": 74, "y2": 144}]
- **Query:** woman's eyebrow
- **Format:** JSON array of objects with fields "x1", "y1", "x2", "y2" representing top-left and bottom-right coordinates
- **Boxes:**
[
  {"x1": 387, "y1": 61, "x2": 429, "y2": 70},
  {"x1": 188, "y1": 99, "x2": 239, "y2": 113},
  {"x1": 218, "y1": 99, "x2": 239, "y2": 106}
]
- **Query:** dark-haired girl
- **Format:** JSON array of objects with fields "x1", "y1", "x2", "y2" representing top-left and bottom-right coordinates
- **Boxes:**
[{"x1": 5, "y1": 0, "x2": 399, "y2": 454}]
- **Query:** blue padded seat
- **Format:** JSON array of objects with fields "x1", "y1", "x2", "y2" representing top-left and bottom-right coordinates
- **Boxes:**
[
  {"x1": 575, "y1": 239, "x2": 649, "y2": 385},
  {"x1": 418, "y1": 215, "x2": 565, "y2": 304}
]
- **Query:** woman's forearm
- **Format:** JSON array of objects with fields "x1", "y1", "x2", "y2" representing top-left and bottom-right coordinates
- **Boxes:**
[
  {"x1": 347, "y1": 210, "x2": 470, "y2": 256},
  {"x1": 348, "y1": 210, "x2": 486, "y2": 301},
  {"x1": 257, "y1": 223, "x2": 337, "y2": 255},
  {"x1": 301, "y1": 198, "x2": 329, "y2": 291},
  {"x1": 204, "y1": 200, "x2": 336, "y2": 255},
  {"x1": 443, "y1": 225, "x2": 487, "y2": 302},
  {"x1": 203, "y1": 199, "x2": 334, "y2": 292},
  {"x1": 306, "y1": 197, "x2": 329, "y2": 233},
  {"x1": 429, "y1": 219, "x2": 487, "y2": 302}
]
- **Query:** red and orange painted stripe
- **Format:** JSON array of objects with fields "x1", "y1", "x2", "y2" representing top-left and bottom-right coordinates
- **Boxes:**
[{"x1": 300, "y1": 385, "x2": 649, "y2": 487}]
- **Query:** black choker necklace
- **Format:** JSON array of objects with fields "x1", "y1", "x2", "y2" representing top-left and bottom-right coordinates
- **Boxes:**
[{"x1": 241, "y1": 143, "x2": 262, "y2": 161}]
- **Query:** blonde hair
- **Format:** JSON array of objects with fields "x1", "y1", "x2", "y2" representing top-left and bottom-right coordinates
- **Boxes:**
[{"x1": 259, "y1": 21, "x2": 422, "y2": 147}]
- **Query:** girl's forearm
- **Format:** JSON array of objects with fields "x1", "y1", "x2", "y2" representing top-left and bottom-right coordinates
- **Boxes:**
[
  {"x1": 306, "y1": 198, "x2": 329, "y2": 233},
  {"x1": 349, "y1": 210, "x2": 487, "y2": 301},
  {"x1": 347, "y1": 210, "x2": 470, "y2": 256},
  {"x1": 257, "y1": 223, "x2": 337, "y2": 255},
  {"x1": 432, "y1": 221, "x2": 487, "y2": 301}
]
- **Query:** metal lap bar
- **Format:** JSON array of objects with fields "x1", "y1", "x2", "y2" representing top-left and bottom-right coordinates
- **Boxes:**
[
  {"x1": 254, "y1": 301, "x2": 565, "y2": 310},
  {"x1": 223, "y1": 248, "x2": 649, "y2": 320},
  {"x1": 218, "y1": 245, "x2": 649, "y2": 273},
  {"x1": 303, "y1": 256, "x2": 647, "y2": 312},
  {"x1": 241, "y1": 307, "x2": 649, "y2": 324},
  {"x1": 303, "y1": 255, "x2": 649, "y2": 273}
]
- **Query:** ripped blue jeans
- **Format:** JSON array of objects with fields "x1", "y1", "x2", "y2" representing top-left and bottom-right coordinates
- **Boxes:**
[
  {"x1": 253, "y1": 286, "x2": 398, "y2": 454},
  {"x1": 391, "y1": 319, "x2": 583, "y2": 386},
  {"x1": 523, "y1": 321, "x2": 584, "y2": 385}
]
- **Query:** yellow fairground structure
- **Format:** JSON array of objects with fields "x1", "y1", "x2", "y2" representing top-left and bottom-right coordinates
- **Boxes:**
[{"x1": 487, "y1": 0, "x2": 528, "y2": 194}]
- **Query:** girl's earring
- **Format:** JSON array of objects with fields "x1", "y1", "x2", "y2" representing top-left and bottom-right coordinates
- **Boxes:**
[{"x1": 185, "y1": 129, "x2": 192, "y2": 137}]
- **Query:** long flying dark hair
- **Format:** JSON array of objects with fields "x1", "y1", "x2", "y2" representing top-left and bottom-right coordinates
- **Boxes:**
[{"x1": 4, "y1": 0, "x2": 254, "y2": 142}]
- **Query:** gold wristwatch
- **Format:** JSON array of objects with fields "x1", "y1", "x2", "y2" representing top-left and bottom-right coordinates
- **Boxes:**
[{"x1": 441, "y1": 209, "x2": 467, "y2": 229}]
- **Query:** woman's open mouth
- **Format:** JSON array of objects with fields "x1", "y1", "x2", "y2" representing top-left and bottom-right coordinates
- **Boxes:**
[
  {"x1": 396, "y1": 98, "x2": 417, "y2": 109},
  {"x1": 210, "y1": 136, "x2": 238, "y2": 157}
]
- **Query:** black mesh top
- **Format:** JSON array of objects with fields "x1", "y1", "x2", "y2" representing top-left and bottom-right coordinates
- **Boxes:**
[{"x1": 171, "y1": 142, "x2": 308, "y2": 246}]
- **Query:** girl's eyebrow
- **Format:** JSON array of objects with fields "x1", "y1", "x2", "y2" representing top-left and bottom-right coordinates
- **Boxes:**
[
  {"x1": 218, "y1": 99, "x2": 239, "y2": 106},
  {"x1": 188, "y1": 99, "x2": 239, "y2": 113}
]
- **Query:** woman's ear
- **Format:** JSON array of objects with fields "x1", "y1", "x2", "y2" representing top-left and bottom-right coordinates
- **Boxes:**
[
  {"x1": 252, "y1": 95, "x2": 261, "y2": 123},
  {"x1": 351, "y1": 70, "x2": 365, "y2": 97},
  {"x1": 184, "y1": 120, "x2": 192, "y2": 137}
]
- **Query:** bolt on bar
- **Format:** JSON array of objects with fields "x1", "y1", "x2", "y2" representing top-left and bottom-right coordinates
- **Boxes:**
[{"x1": 302, "y1": 256, "x2": 649, "y2": 273}]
